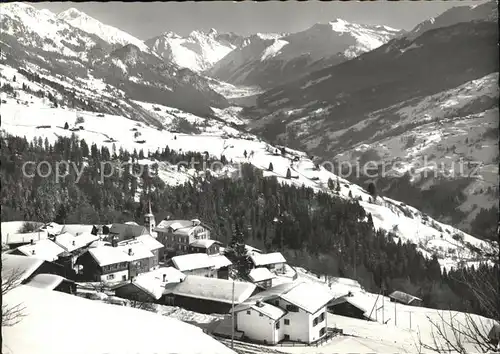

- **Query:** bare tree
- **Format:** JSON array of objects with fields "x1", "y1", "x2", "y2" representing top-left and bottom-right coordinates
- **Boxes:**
[
  {"x1": 417, "y1": 264, "x2": 499, "y2": 353},
  {"x1": 1, "y1": 263, "x2": 26, "y2": 327}
]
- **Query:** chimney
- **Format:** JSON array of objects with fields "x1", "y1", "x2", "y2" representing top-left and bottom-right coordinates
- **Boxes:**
[
  {"x1": 31, "y1": 250, "x2": 35, "y2": 255},
  {"x1": 163, "y1": 274, "x2": 167, "y2": 282},
  {"x1": 30, "y1": 239, "x2": 34, "y2": 245},
  {"x1": 72, "y1": 240, "x2": 76, "y2": 246},
  {"x1": 128, "y1": 248, "x2": 133, "y2": 255}
]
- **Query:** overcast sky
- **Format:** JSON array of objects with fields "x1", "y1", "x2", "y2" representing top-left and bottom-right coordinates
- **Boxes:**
[{"x1": 31, "y1": 1, "x2": 487, "y2": 39}]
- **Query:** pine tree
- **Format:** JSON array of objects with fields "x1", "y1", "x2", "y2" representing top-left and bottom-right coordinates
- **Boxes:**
[
  {"x1": 64, "y1": 122, "x2": 69, "y2": 130},
  {"x1": 268, "y1": 162, "x2": 274, "y2": 171},
  {"x1": 226, "y1": 221, "x2": 252, "y2": 278},
  {"x1": 327, "y1": 178, "x2": 334, "y2": 190}
]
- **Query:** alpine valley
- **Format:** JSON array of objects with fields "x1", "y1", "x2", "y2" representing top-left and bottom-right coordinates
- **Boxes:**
[{"x1": 0, "y1": 2, "x2": 498, "y2": 343}]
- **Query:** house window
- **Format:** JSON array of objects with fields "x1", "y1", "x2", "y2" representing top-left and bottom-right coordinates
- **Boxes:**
[
  {"x1": 320, "y1": 312, "x2": 325, "y2": 322},
  {"x1": 122, "y1": 275, "x2": 127, "y2": 281},
  {"x1": 107, "y1": 274, "x2": 115, "y2": 280},
  {"x1": 320, "y1": 327, "x2": 326, "y2": 336},
  {"x1": 284, "y1": 319, "x2": 290, "y2": 325},
  {"x1": 286, "y1": 305, "x2": 299, "y2": 312},
  {"x1": 274, "y1": 300, "x2": 279, "y2": 306},
  {"x1": 313, "y1": 317, "x2": 318, "y2": 326},
  {"x1": 259, "y1": 313, "x2": 263, "y2": 317},
  {"x1": 246, "y1": 310, "x2": 251, "y2": 315},
  {"x1": 284, "y1": 335, "x2": 290, "y2": 341},
  {"x1": 275, "y1": 321, "x2": 280, "y2": 329}
]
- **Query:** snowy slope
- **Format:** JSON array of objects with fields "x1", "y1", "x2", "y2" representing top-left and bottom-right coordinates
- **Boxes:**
[
  {"x1": 1, "y1": 87, "x2": 497, "y2": 268},
  {"x1": 2, "y1": 285, "x2": 235, "y2": 354},
  {"x1": 57, "y1": 8, "x2": 150, "y2": 52},
  {"x1": 208, "y1": 19, "x2": 401, "y2": 88},
  {"x1": 146, "y1": 29, "x2": 244, "y2": 72}
]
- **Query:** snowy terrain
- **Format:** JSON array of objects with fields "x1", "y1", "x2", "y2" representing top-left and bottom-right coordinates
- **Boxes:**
[
  {"x1": 0, "y1": 83, "x2": 497, "y2": 268},
  {"x1": 2, "y1": 285, "x2": 236, "y2": 354}
]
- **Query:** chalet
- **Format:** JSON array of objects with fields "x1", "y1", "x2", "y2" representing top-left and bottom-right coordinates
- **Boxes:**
[
  {"x1": 123, "y1": 243, "x2": 156, "y2": 279},
  {"x1": 53, "y1": 232, "x2": 100, "y2": 254},
  {"x1": 327, "y1": 295, "x2": 374, "y2": 321},
  {"x1": 154, "y1": 219, "x2": 211, "y2": 259},
  {"x1": 189, "y1": 239, "x2": 222, "y2": 256},
  {"x1": 107, "y1": 223, "x2": 148, "y2": 243},
  {"x1": 113, "y1": 267, "x2": 185, "y2": 303},
  {"x1": 117, "y1": 234, "x2": 163, "y2": 271},
  {"x1": 2, "y1": 254, "x2": 68, "y2": 285},
  {"x1": 209, "y1": 254, "x2": 233, "y2": 279},
  {"x1": 171, "y1": 253, "x2": 215, "y2": 277},
  {"x1": 164, "y1": 275, "x2": 257, "y2": 314},
  {"x1": 75, "y1": 247, "x2": 131, "y2": 282},
  {"x1": 26, "y1": 274, "x2": 77, "y2": 294},
  {"x1": 232, "y1": 281, "x2": 334, "y2": 344},
  {"x1": 248, "y1": 267, "x2": 275, "y2": 289},
  {"x1": 10, "y1": 239, "x2": 65, "y2": 262},
  {"x1": 389, "y1": 290, "x2": 423, "y2": 306},
  {"x1": 249, "y1": 252, "x2": 286, "y2": 273}
]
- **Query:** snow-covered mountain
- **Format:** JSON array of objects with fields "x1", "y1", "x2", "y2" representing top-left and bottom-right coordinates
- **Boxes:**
[
  {"x1": 407, "y1": 1, "x2": 498, "y2": 40},
  {"x1": 207, "y1": 19, "x2": 402, "y2": 88},
  {"x1": 146, "y1": 29, "x2": 245, "y2": 72},
  {"x1": 57, "y1": 7, "x2": 150, "y2": 52}
]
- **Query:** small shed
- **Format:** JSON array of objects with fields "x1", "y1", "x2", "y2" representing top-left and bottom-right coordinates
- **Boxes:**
[
  {"x1": 26, "y1": 274, "x2": 76, "y2": 294},
  {"x1": 248, "y1": 267, "x2": 275, "y2": 289},
  {"x1": 171, "y1": 253, "x2": 215, "y2": 277},
  {"x1": 189, "y1": 239, "x2": 221, "y2": 256},
  {"x1": 388, "y1": 290, "x2": 422, "y2": 306},
  {"x1": 249, "y1": 252, "x2": 286, "y2": 273}
]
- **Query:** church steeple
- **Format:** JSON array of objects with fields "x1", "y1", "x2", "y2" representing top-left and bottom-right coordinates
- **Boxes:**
[{"x1": 144, "y1": 199, "x2": 156, "y2": 237}]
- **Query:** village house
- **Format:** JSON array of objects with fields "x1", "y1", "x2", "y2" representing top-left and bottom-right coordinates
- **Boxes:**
[
  {"x1": 388, "y1": 290, "x2": 423, "y2": 307},
  {"x1": 2, "y1": 229, "x2": 50, "y2": 249},
  {"x1": 2, "y1": 254, "x2": 69, "y2": 285},
  {"x1": 106, "y1": 223, "x2": 149, "y2": 243},
  {"x1": 60, "y1": 224, "x2": 99, "y2": 237},
  {"x1": 123, "y1": 243, "x2": 156, "y2": 279},
  {"x1": 26, "y1": 273, "x2": 77, "y2": 294},
  {"x1": 154, "y1": 219, "x2": 211, "y2": 260},
  {"x1": 76, "y1": 247, "x2": 131, "y2": 282},
  {"x1": 248, "y1": 267, "x2": 275, "y2": 290},
  {"x1": 231, "y1": 281, "x2": 334, "y2": 345},
  {"x1": 249, "y1": 252, "x2": 287, "y2": 273},
  {"x1": 163, "y1": 275, "x2": 257, "y2": 314},
  {"x1": 112, "y1": 267, "x2": 186, "y2": 303},
  {"x1": 117, "y1": 234, "x2": 163, "y2": 271},
  {"x1": 171, "y1": 253, "x2": 215, "y2": 277},
  {"x1": 327, "y1": 294, "x2": 375, "y2": 321},
  {"x1": 9, "y1": 239, "x2": 65, "y2": 262},
  {"x1": 189, "y1": 239, "x2": 222, "y2": 255}
]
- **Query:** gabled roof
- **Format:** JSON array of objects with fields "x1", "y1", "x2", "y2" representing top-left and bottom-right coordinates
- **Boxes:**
[
  {"x1": 27, "y1": 274, "x2": 70, "y2": 290},
  {"x1": 117, "y1": 234, "x2": 163, "y2": 251},
  {"x1": 388, "y1": 290, "x2": 422, "y2": 304},
  {"x1": 54, "y1": 232, "x2": 99, "y2": 252},
  {"x1": 234, "y1": 302, "x2": 286, "y2": 321},
  {"x1": 279, "y1": 282, "x2": 334, "y2": 314},
  {"x1": 171, "y1": 275, "x2": 256, "y2": 304},
  {"x1": 116, "y1": 243, "x2": 154, "y2": 262},
  {"x1": 154, "y1": 219, "x2": 208, "y2": 236},
  {"x1": 87, "y1": 247, "x2": 132, "y2": 267},
  {"x1": 108, "y1": 223, "x2": 148, "y2": 240},
  {"x1": 190, "y1": 239, "x2": 220, "y2": 249},
  {"x1": 1, "y1": 254, "x2": 46, "y2": 284},
  {"x1": 245, "y1": 245, "x2": 262, "y2": 254},
  {"x1": 172, "y1": 253, "x2": 213, "y2": 272},
  {"x1": 15, "y1": 239, "x2": 65, "y2": 262},
  {"x1": 2, "y1": 230, "x2": 49, "y2": 245},
  {"x1": 249, "y1": 252, "x2": 286, "y2": 266},
  {"x1": 209, "y1": 254, "x2": 232, "y2": 269},
  {"x1": 248, "y1": 267, "x2": 275, "y2": 283}
]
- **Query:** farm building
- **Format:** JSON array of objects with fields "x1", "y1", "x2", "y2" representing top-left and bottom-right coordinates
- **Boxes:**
[
  {"x1": 248, "y1": 267, "x2": 275, "y2": 289},
  {"x1": 327, "y1": 295, "x2": 374, "y2": 321},
  {"x1": 164, "y1": 275, "x2": 258, "y2": 314},
  {"x1": 59, "y1": 224, "x2": 99, "y2": 236},
  {"x1": 2, "y1": 254, "x2": 68, "y2": 285},
  {"x1": 388, "y1": 290, "x2": 423, "y2": 306},
  {"x1": 10, "y1": 239, "x2": 65, "y2": 262},
  {"x1": 171, "y1": 253, "x2": 216, "y2": 277},
  {"x1": 189, "y1": 239, "x2": 222, "y2": 256},
  {"x1": 209, "y1": 254, "x2": 232, "y2": 279}
]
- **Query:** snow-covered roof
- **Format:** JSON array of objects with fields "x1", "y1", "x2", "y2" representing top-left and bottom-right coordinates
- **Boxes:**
[
  {"x1": 234, "y1": 301, "x2": 286, "y2": 320},
  {"x1": 2, "y1": 230, "x2": 49, "y2": 245},
  {"x1": 249, "y1": 252, "x2": 286, "y2": 266},
  {"x1": 209, "y1": 254, "x2": 232, "y2": 269},
  {"x1": 155, "y1": 219, "x2": 206, "y2": 236},
  {"x1": 280, "y1": 282, "x2": 334, "y2": 314},
  {"x1": 1, "y1": 221, "x2": 43, "y2": 240},
  {"x1": 87, "y1": 247, "x2": 131, "y2": 267},
  {"x1": 88, "y1": 240, "x2": 111, "y2": 248},
  {"x1": 124, "y1": 221, "x2": 139, "y2": 226},
  {"x1": 245, "y1": 245, "x2": 262, "y2": 254},
  {"x1": 172, "y1": 253, "x2": 214, "y2": 272},
  {"x1": 171, "y1": 275, "x2": 256, "y2": 304},
  {"x1": 116, "y1": 243, "x2": 154, "y2": 261},
  {"x1": 1, "y1": 254, "x2": 46, "y2": 284},
  {"x1": 60, "y1": 224, "x2": 96, "y2": 236},
  {"x1": 190, "y1": 239, "x2": 220, "y2": 249},
  {"x1": 389, "y1": 290, "x2": 422, "y2": 304},
  {"x1": 15, "y1": 239, "x2": 65, "y2": 262},
  {"x1": 26, "y1": 274, "x2": 69, "y2": 290},
  {"x1": 248, "y1": 267, "x2": 275, "y2": 282},
  {"x1": 135, "y1": 234, "x2": 164, "y2": 251},
  {"x1": 54, "y1": 232, "x2": 99, "y2": 252},
  {"x1": 3, "y1": 285, "x2": 236, "y2": 354}
]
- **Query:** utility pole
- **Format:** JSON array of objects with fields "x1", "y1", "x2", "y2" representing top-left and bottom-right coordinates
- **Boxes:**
[
  {"x1": 394, "y1": 301, "x2": 397, "y2": 326},
  {"x1": 382, "y1": 287, "x2": 385, "y2": 324},
  {"x1": 409, "y1": 311, "x2": 412, "y2": 329},
  {"x1": 231, "y1": 277, "x2": 235, "y2": 349}
]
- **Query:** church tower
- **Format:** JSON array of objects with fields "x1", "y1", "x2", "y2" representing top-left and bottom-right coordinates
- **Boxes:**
[{"x1": 144, "y1": 200, "x2": 157, "y2": 237}]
